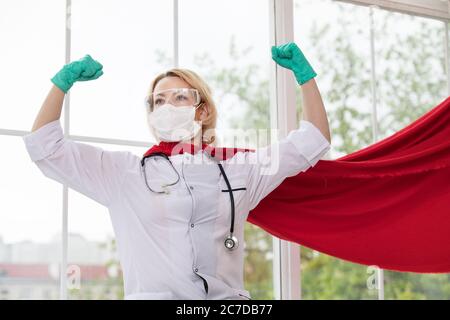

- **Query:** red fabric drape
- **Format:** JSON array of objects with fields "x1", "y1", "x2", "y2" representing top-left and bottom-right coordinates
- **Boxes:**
[
  {"x1": 248, "y1": 96, "x2": 450, "y2": 273},
  {"x1": 144, "y1": 96, "x2": 450, "y2": 273}
]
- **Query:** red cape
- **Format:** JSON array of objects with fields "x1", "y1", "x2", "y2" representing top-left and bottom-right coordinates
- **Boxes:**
[
  {"x1": 248, "y1": 96, "x2": 450, "y2": 273},
  {"x1": 145, "y1": 97, "x2": 450, "y2": 273}
]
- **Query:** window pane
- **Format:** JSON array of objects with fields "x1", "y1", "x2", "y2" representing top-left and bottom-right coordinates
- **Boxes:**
[
  {"x1": 0, "y1": 0, "x2": 65, "y2": 131},
  {"x1": 374, "y1": 8, "x2": 448, "y2": 140},
  {"x1": 179, "y1": 0, "x2": 273, "y2": 299},
  {"x1": 296, "y1": 0, "x2": 450, "y2": 299},
  {"x1": 67, "y1": 143, "x2": 147, "y2": 300},
  {"x1": 67, "y1": 190, "x2": 121, "y2": 299},
  {"x1": 70, "y1": 0, "x2": 173, "y2": 142},
  {"x1": 0, "y1": 136, "x2": 62, "y2": 300},
  {"x1": 372, "y1": 7, "x2": 450, "y2": 299},
  {"x1": 295, "y1": 0, "x2": 377, "y2": 299}
]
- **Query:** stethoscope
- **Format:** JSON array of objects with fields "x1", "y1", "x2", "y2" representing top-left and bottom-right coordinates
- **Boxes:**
[{"x1": 140, "y1": 152, "x2": 239, "y2": 251}]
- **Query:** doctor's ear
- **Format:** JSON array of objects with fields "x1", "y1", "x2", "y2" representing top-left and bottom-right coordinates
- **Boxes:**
[{"x1": 199, "y1": 103, "x2": 209, "y2": 118}]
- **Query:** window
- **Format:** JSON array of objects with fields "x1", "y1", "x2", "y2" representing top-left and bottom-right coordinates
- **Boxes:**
[
  {"x1": 3, "y1": 0, "x2": 448, "y2": 300},
  {"x1": 70, "y1": 0, "x2": 173, "y2": 142},
  {"x1": 0, "y1": 0, "x2": 65, "y2": 132},
  {"x1": 295, "y1": 0, "x2": 450, "y2": 299},
  {"x1": 0, "y1": 137, "x2": 61, "y2": 300},
  {"x1": 295, "y1": 0, "x2": 378, "y2": 299}
]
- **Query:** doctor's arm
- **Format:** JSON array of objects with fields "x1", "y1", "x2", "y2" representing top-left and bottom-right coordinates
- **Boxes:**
[
  {"x1": 23, "y1": 55, "x2": 134, "y2": 207},
  {"x1": 271, "y1": 41, "x2": 331, "y2": 143},
  {"x1": 31, "y1": 84, "x2": 64, "y2": 132},
  {"x1": 244, "y1": 41, "x2": 331, "y2": 210},
  {"x1": 300, "y1": 78, "x2": 331, "y2": 143}
]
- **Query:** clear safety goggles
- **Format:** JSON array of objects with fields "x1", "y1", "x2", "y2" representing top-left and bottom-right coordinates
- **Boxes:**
[{"x1": 146, "y1": 88, "x2": 202, "y2": 112}]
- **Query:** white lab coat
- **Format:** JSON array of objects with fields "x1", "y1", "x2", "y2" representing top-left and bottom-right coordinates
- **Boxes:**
[{"x1": 22, "y1": 119, "x2": 330, "y2": 300}]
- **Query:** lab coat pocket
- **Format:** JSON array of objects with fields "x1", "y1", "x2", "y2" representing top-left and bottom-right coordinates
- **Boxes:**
[{"x1": 124, "y1": 290, "x2": 175, "y2": 300}]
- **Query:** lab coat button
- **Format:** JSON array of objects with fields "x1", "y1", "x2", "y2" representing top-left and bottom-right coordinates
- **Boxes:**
[
  {"x1": 189, "y1": 185, "x2": 194, "y2": 190},
  {"x1": 191, "y1": 223, "x2": 195, "y2": 228},
  {"x1": 194, "y1": 267, "x2": 198, "y2": 273}
]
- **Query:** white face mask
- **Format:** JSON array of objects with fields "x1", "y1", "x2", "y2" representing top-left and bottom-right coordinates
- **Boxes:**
[{"x1": 147, "y1": 103, "x2": 202, "y2": 142}]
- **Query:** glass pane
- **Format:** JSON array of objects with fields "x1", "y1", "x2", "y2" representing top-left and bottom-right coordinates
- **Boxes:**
[
  {"x1": 179, "y1": 0, "x2": 273, "y2": 299},
  {"x1": 0, "y1": 135, "x2": 62, "y2": 299},
  {"x1": 295, "y1": 0, "x2": 374, "y2": 159},
  {"x1": 0, "y1": 0, "x2": 65, "y2": 131},
  {"x1": 373, "y1": 7, "x2": 450, "y2": 299},
  {"x1": 66, "y1": 143, "x2": 147, "y2": 300},
  {"x1": 374, "y1": 8, "x2": 448, "y2": 140},
  {"x1": 67, "y1": 190, "x2": 121, "y2": 299},
  {"x1": 70, "y1": 0, "x2": 173, "y2": 142},
  {"x1": 295, "y1": 0, "x2": 377, "y2": 299}
]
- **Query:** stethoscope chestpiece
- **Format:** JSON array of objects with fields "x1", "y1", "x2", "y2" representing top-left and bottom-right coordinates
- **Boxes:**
[{"x1": 224, "y1": 234, "x2": 239, "y2": 250}]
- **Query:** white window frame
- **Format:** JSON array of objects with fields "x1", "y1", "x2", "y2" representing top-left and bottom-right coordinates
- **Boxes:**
[
  {"x1": 269, "y1": 0, "x2": 450, "y2": 300},
  {"x1": 269, "y1": 0, "x2": 302, "y2": 301}
]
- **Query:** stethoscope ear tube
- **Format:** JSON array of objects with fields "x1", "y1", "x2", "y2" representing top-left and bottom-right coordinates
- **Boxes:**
[{"x1": 141, "y1": 153, "x2": 181, "y2": 194}]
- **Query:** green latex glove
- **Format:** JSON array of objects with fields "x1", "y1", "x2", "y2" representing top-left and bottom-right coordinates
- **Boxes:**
[
  {"x1": 51, "y1": 54, "x2": 103, "y2": 93},
  {"x1": 271, "y1": 42, "x2": 316, "y2": 85}
]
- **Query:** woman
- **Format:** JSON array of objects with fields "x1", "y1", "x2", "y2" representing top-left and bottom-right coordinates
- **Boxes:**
[{"x1": 23, "y1": 42, "x2": 331, "y2": 300}]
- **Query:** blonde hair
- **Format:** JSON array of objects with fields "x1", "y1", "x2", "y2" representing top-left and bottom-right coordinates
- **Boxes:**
[{"x1": 146, "y1": 68, "x2": 218, "y2": 145}]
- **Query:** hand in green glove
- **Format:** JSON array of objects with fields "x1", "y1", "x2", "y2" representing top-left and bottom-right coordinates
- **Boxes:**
[
  {"x1": 271, "y1": 42, "x2": 316, "y2": 85},
  {"x1": 51, "y1": 54, "x2": 103, "y2": 93}
]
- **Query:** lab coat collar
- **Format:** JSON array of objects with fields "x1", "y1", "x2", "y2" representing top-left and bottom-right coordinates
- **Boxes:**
[{"x1": 143, "y1": 141, "x2": 254, "y2": 161}]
